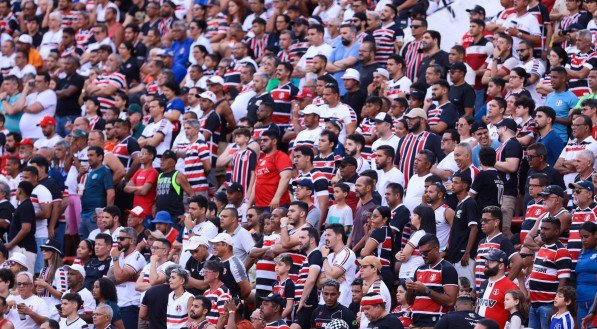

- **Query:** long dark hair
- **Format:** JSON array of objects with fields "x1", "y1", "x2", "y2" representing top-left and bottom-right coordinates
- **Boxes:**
[
  {"x1": 96, "y1": 277, "x2": 118, "y2": 303},
  {"x1": 413, "y1": 205, "x2": 436, "y2": 235},
  {"x1": 375, "y1": 206, "x2": 391, "y2": 225}
]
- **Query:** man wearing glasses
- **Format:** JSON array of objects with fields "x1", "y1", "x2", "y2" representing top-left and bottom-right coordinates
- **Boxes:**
[
  {"x1": 524, "y1": 184, "x2": 570, "y2": 251},
  {"x1": 109, "y1": 227, "x2": 146, "y2": 329},
  {"x1": 567, "y1": 180, "x2": 597, "y2": 270},
  {"x1": 6, "y1": 272, "x2": 49, "y2": 329},
  {"x1": 92, "y1": 304, "x2": 114, "y2": 329}
]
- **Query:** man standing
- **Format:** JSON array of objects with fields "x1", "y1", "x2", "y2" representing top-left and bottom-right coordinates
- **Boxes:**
[
  {"x1": 524, "y1": 185, "x2": 570, "y2": 252},
  {"x1": 251, "y1": 130, "x2": 292, "y2": 210},
  {"x1": 310, "y1": 280, "x2": 355, "y2": 329},
  {"x1": 372, "y1": 4, "x2": 404, "y2": 66},
  {"x1": 404, "y1": 150, "x2": 434, "y2": 212},
  {"x1": 535, "y1": 106, "x2": 565, "y2": 166},
  {"x1": 260, "y1": 293, "x2": 289, "y2": 329},
  {"x1": 356, "y1": 41, "x2": 381, "y2": 94},
  {"x1": 424, "y1": 181, "x2": 454, "y2": 251},
  {"x1": 186, "y1": 296, "x2": 215, "y2": 329},
  {"x1": 476, "y1": 249, "x2": 518, "y2": 328},
  {"x1": 34, "y1": 116, "x2": 63, "y2": 150},
  {"x1": 448, "y1": 62, "x2": 476, "y2": 116},
  {"x1": 350, "y1": 176, "x2": 377, "y2": 250},
  {"x1": 406, "y1": 234, "x2": 458, "y2": 328},
  {"x1": 361, "y1": 293, "x2": 404, "y2": 329},
  {"x1": 434, "y1": 296, "x2": 483, "y2": 329},
  {"x1": 79, "y1": 146, "x2": 114, "y2": 239},
  {"x1": 321, "y1": 223, "x2": 356, "y2": 308},
  {"x1": 291, "y1": 146, "x2": 329, "y2": 229},
  {"x1": 567, "y1": 180, "x2": 597, "y2": 270},
  {"x1": 218, "y1": 207, "x2": 255, "y2": 264},
  {"x1": 139, "y1": 97, "x2": 174, "y2": 167},
  {"x1": 6, "y1": 181, "x2": 36, "y2": 273},
  {"x1": 424, "y1": 80, "x2": 459, "y2": 134},
  {"x1": 373, "y1": 146, "x2": 403, "y2": 206},
  {"x1": 183, "y1": 119, "x2": 211, "y2": 197},
  {"x1": 16, "y1": 72, "x2": 56, "y2": 140},
  {"x1": 545, "y1": 67, "x2": 579, "y2": 143},
  {"x1": 292, "y1": 227, "x2": 323, "y2": 329},
  {"x1": 209, "y1": 230, "x2": 251, "y2": 300},
  {"x1": 371, "y1": 113, "x2": 400, "y2": 154},
  {"x1": 356, "y1": 256, "x2": 391, "y2": 329},
  {"x1": 416, "y1": 31, "x2": 449, "y2": 85},
  {"x1": 327, "y1": 25, "x2": 360, "y2": 96},
  {"x1": 401, "y1": 18, "x2": 426, "y2": 82},
  {"x1": 84, "y1": 233, "x2": 112, "y2": 290}
]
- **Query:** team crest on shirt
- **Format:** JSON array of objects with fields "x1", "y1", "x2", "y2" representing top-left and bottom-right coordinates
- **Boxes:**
[
  {"x1": 99, "y1": 265, "x2": 105, "y2": 271},
  {"x1": 591, "y1": 254, "x2": 597, "y2": 260},
  {"x1": 492, "y1": 289, "x2": 500, "y2": 296},
  {"x1": 535, "y1": 209, "x2": 542, "y2": 215},
  {"x1": 176, "y1": 305, "x2": 182, "y2": 313},
  {"x1": 556, "y1": 100, "x2": 563, "y2": 106},
  {"x1": 430, "y1": 274, "x2": 436, "y2": 281}
]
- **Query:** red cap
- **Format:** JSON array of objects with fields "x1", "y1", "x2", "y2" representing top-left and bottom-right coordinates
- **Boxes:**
[
  {"x1": 360, "y1": 294, "x2": 385, "y2": 306},
  {"x1": 20, "y1": 139, "x2": 34, "y2": 147},
  {"x1": 37, "y1": 116, "x2": 56, "y2": 127},
  {"x1": 126, "y1": 206, "x2": 144, "y2": 217},
  {"x1": 296, "y1": 88, "x2": 315, "y2": 99}
]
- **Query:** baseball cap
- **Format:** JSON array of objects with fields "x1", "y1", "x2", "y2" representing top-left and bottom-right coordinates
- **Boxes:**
[
  {"x1": 297, "y1": 179, "x2": 315, "y2": 191},
  {"x1": 149, "y1": 229, "x2": 166, "y2": 239},
  {"x1": 127, "y1": 103, "x2": 143, "y2": 114},
  {"x1": 159, "y1": 49, "x2": 174, "y2": 57},
  {"x1": 340, "y1": 156, "x2": 358, "y2": 167},
  {"x1": 70, "y1": 129, "x2": 88, "y2": 139},
  {"x1": 37, "y1": 115, "x2": 56, "y2": 127},
  {"x1": 161, "y1": 150, "x2": 177, "y2": 160},
  {"x1": 374, "y1": 112, "x2": 392, "y2": 124},
  {"x1": 185, "y1": 236, "x2": 210, "y2": 251},
  {"x1": 207, "y1": 75, "x2": 225, "y2": 85},
  {"x1": 17, "y1": 34, "x2": 33, "y2": 45},
  {"x1": 404, "y1": 108, "x2": 427, "y2": 120},
  {"x1": 209, "y1": 233, "x2": 234, "y2": 246},
  {"x1": 20, "y1": 138, "x2": 34, "y2": 147},
  {"x1": 41, "y1": 239, "x2": 63, "y2": 256},
  {"x1": 470, "y1": 121, "x2": 488, "y2": 133},
  {"x1": 569, "y1": 179, "x2": 595, "y2": 194},
  {"x1": 373, "y1": 68, "x2": 390, "y2": 79},
  {"x1": 64, "y1": 264, "x2": 86, "y2": 277},
  {"x1": 152, "y1": 211, "x2": 174, "y2": 225},
  {"x1": 296, "y1": 88, "x2": 315, "y2": 99},
  {"x1": 199, "y1": 91, "x2": 217, "y2": 103},
  {"x1": 260, "y1": 293, "x2": 285, "y2": 307},
  {"x1": 301, "y1": 104, "x2": 320, "y2": 116},
  {"x1": 227, "y1": 182, "x2": 244, "y2": 193},
  {"x1": 482, "y1": 249, "x2": 509, "y2": 266},
  {"x1": 126, "y1": 206, "x2": 144, "y2": 217},
  {"x1": 360, "y1": 293, "x2": 385, "y2": 306},
  {"x1": 539, "y1": 185, "x2": 565, "y2": 198},
  {"x1": 495, "y1": 118, "x2": 518, "y2": 132},
  {"x1": 342, "y1": 68, "x2": 360, "y2": 81},
  {"x1": 356, "y1": 255, "x2": 382, "y2": 271},
  {"x1": 450, "y1": 61, "x2": 467, "y2": 73},
  {"x1": 408, "y1": 89, "x2": 426, "y2": 101},
  {"x1": 7, "y1": 253, "x2": 28, "y2": 270},
  {"x1": 565, "y1": 23, "x2": 584, "y2": 33},
  {"x1": 466, "y1": 5, "x2": 486, "y2": 17}
]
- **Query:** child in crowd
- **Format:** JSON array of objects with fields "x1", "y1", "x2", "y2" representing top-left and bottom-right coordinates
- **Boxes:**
[
  {"x1": 504, "y1": 289, "x2": 528, "y2": 329},
  {"x1": 458, "y1": 276, "x2": 475, "y2": 299},
  {"x1": 391, "y1": 282, "x2": 412, "y2": 328},
  {"x1": 272, "y1": 254, "x2": 295, "y2": 324},
  {"x1": 549, "y1": 286, "x2": 576, "y2": 329},
  {"x1": 326, "y1": 183, "x2": 354, "y2": 233}
]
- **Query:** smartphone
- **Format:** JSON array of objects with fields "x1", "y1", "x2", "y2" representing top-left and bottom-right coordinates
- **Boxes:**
[{"x1": 28, "y1": 81, "x2": 34, "y2": 88}]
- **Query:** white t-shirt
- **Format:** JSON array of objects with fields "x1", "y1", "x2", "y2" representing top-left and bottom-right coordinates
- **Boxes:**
[
  {"x1": 166, "y1": 291, "x2": 194, "y2": 329},
  {"x1": 34, "y1": 134, "x2": 64, "y2": 150},
  {"x1": 8, "y1": 64, "x2": 36, "y2": 78},
  {"x1": 325, "y1": 204, "x2": 353, "y2": 226},
  {"x1": 323, "y1": 246, "x2": 356, "y2": 307},
  {"x1": 6, "y1": 294, "x2": 50, "y2": 329},
  {"x1": 113, "y1": 250, "x2": 146, "y2": 307},
  {"x1": 436, "y1": 151, "x2": 459, "y2": 178},
  {"x1": 371, "y1": 134, "x2": 400, "y2": 158},
  {"x1": 179, "y1": 219, "x2": 219, "y2": 266},
  {"x1": 298, "y1": 44, "x2": 334, "y2": 83},
  {"x1": 139, "y1": 260, "x2": 175, "y2": 302},
  {"x1": 318, "y1": 102, "x2": 355, "y2": 143},
  {"x1": 59, "y1": 316, "x2": 88, "y2": 329},
  {"x1": 21, "y1": 89, "x2": 57, "y2": 139},
  {"x1": 312, "y1": 3, "x2": 342, "y2": 23},
  {"x1": 231, "y1": 88, "x2": 256, "y2": 122},
  {"x1": 228, "y1": 225, "x2": 255, "y2": 264},
  {"x1": 32, "y1": 184, "x2": 52, "y2": 237},
  {"x1": 65, "y1": 287, "x2": 96, "y2": 315},
  {"x1": 141, "y1": 118, "x2": 174, "y2": 167},
  {"x1": 404, "y1": 173, "x2": 432, "y2": 212},
  {"x1": 387, "y1": 76, "x2": 412, "y2": 98},
  {"x1": 39, "y1": 29, "x2": 63, "y2": 59},
  {"x1": 359, "y1": 280, "x2": 392, "y2": 329},
  {"x1": 398, "y1": 230, "x2": 426, "y2": 279},
  {"x1": 376, "y1": 167, "x2": 405, "y2": 206},
  {"x1": 294, "y1": 127, "x2": 323, "y2": 150},
  {"x1": 503, "y1": 12, "x2": 541, "y2": 57}
]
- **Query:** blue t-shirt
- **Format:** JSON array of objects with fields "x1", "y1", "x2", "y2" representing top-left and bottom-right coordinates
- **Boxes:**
[
  {"x1": 472, "y1": 138, "x2": 501, "y2": 167},
  {"x1": 0, "y1": 93, "x2": 22, "y2": 133},
  {"x1": 549, "y1": 311, "x2": 574, "y2": 329},
  {"x1": 169, "y1": 38, "x2": 193, "y2": 67},
  {"x1": 81, "y1": 165, "x2": 114, "y2": 213},
  {"x1": 536, "y1": 129, "x2": 566, "y2": 166},
  {"x1": 575, "y1": 248, "x2": 597, "y2": 302},
  {"x1": 545, "y1": 90, "x2": 578, "y2": 143},
  {"x1": 171, "y1": 63, "x2": 187, "y2": 83},
  {"x1": 167, "y1": 98, "x2": 186, "y2": 113},
  {"x1": 329, "y1": 42, "x2": 361, "y2": 96}
]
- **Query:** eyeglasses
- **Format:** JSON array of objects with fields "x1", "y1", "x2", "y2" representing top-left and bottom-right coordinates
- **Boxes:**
[
  {"x1": 16, "y1": 282, "x2": 31, "y2": 286},
  {"x1": 251, "y1": 316, "x2": 264, "y2": 321},
  {"x1": 573, "y1": 189, "x2": 584, "y2": 194},
  {"x1": 410, "y1": 25, "x2": 422, "y2": 29},
  {"x1": 481, "y1": 218, "x2": 496, "y2": 223}
]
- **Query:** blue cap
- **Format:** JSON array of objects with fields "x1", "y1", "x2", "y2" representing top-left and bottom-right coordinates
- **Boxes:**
[
  {"x1": 569, "y1": 179, "x2": 595, "y2": 194},
  {"x1": 152, "y1": 211, "x2": 174, "y2": 224},
  {"x1": 297, "y1": 179, "x2": 314, "y2": 191},
  {"x1": 159, "y1": 49, "x2": 174, "y2": 57}
]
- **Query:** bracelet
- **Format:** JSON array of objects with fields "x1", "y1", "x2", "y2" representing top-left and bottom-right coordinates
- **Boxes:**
[{"x1": 228, "y1": 311, "x2": 235, "y2": 314}]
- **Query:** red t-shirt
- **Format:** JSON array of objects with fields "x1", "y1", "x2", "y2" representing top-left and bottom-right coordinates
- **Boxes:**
[
  {"x1": 477, "y1": 276, "x2": 519, "y2": 328},
  {"x1": 131, "y1": 167, "x2": 158, "y2": 216},
  {"x1": 254, "y1": 150, "x2": 292, "y2": 207}
]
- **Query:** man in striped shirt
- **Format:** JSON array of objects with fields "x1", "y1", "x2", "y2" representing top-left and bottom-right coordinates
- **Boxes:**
[
  {"x1": 183, "y1": 119, "x2": 211, "y2": 197},
  {"x1": 202, "y1": 259, "x2": 232, "y2": 328},
  {"x1": 372, "y1": 4, "x2": 404, "y2": 66}
]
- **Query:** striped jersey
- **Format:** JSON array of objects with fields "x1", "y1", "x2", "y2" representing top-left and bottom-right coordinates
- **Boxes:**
[
  {"x1": 567, "y1": 50, "x2": 596, "y2": 98},
  {"x1": 569, "y1": 203, "x2": 597, "y2": 267},
  {"x1": 205, "y1": 13, "x2": 228, "y2": 39},
  {"x1": 369, "y1": 226, "x2": 393, "y2": 268},
  {"x1": 199, "y1": 110, "x2": 221, "y2": 164},
  {"x1": 474, "y1": 233, "x2": 518, "y2": 290},
  {"x1": 264, "y1": 320, "x2": 290, "y2": 329},
  {"x1": 290, "y1": 169, "x2": 329, "y2": 205},
  {"x1": 94, "y1": 72, "x2": 126, "y2": 113},
  {"x1": 401, "y1": 40, "x2": 423, "y2": 82},
  {"x1": 184, "y1": 139, "x2": 211, "y2": 193},
  {"x1": 0, "y1": 13, "x2": 17, "y2": 35},
  {"x1": 294, "y1": 249, "x2": 323, "y2": 305},
  {"x1": 550, "y1": 311, "x2": 575, "y2": 329},
  {"x1": 293, "y1": 127, "x2": 323, "y2": 151},
  {"x1": 528, "y1": 2, "x2": 551, "y2": 58},
  {"x1": 245, "y1": 33, "x2": 274, "y2": 59},
  {"x1": 395, "y1": 131, "x2": 443, "y2": 188},
  {"x1": 286, "y1": 224, "x2": 308, "y2": 283},
  {"x1": 60, "y1": 10, "x2": 79, "y2": 29},
  {"x1": 520, "y1": 200, "x2": 547, "y2": 245},
  {"x1": 356, "y1": 117, "x2": 375, "y2": 159},
  {"x1": 411, "y1": 259, "x2": 459, "y2": 327},
  {"x1": 255, "y1": 232, "x2": 281, "y2": 293},
  {"x1": 204, "y1": 283, "x2": 231, "y2": 325},
  {"x1": 313, "y1": 152, "x2": 341, "y2": 184},
  {"x1": 76, "y1": 28, "x2": 93, "y2": 50},
  {"x1": 529, "y1": 241, "x2": 572, "y2": 305},
  {"x1": 166, "y1": 291, "x2": 194, "y2": 329},
  {"x1": 226, "y1": 147, "x2": 257, "y2": 195},
  {"x1": 372, "y1": 22, "x2": 403, "y2": 65},
  {"x1": 111, "y1": 136, "x2": 141, "y2": 170},
  {"x1": 465, "y1": 37, "x2": 493, "y2": 89},
  {"x1": 270, "y1": 82, "x2": 299, "y2": 126},
  {"x1": 560, "y1": 11, "x2": 592, "y2": 49}
]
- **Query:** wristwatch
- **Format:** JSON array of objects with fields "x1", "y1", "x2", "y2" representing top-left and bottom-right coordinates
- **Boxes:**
[
  {"x1": 424, "y1": 287, "x2": 431, "y2": 295},
  {"x1": 518, "y1": 31, "x2": 523, "y2": 38}
]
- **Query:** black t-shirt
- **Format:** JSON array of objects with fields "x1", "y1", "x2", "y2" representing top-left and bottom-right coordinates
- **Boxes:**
[
  {"x1": 448, "y1": 83, "x2": 476, "y2": 116},
  {"x1": 0, "y1": 200, "x2": 14, "y2": 237},
  {"x1": 311, "y1": 303, "x2": 357, "y2": 329},
  {"x1": 389, "y1": 204, "x2": 410, "y2": 252},
  {"x1": 433, "y1": 310, "x2": 483, "y2": 329},
  {"x1": 127, "y1": 2, "x2": 147, "y2": 26},
  {"x1": 56, "y1": 73, "x2": 85, "y2": 116},
  {"x1": 358, "y1": 62, "x2": 382, "y2": 94},
  {"x1": 141, "y1": 284, "x2": 173, "y2": 329},
  {"x1": 471, "y1": 169, "x2": 504, "y2": 213},
  {"x1": 522, "y1": 166, "x2": 565, "y2": 211},
  {"x1": 416, "y1": 50, "x2": 450, "y2": 86},
  {"x1": 367, "y1": 313, "x2": 404, "y2": 329},
  {"x1": 430, "y1": 102, "x2": 459, "y2": 130},
  {"x1": 120, "y1": 57, "x2": 141, "y2": 88},
  {"x1": 39, "y1": 177, "x2": 62, "y2": 200},
  {"x1": 497, "y1": 138, "x2": 523, "y2": 197},
  {"x1": 9, "y1": 199, "x2": 36, "y2": 253},
  {"x1": 185, "y1": 255, "x2": 219, "y2": 296},
  {"x1": 84, "y1": 257, "x2": 112, "y2": 290},
  {"x1": 341, "y1": 89, "x2": 367, "y2": 121},
  {"x1": 247, "y1": 92, "x2": 275, "y2": 124},
  {"x1": 445, "y1": 196, "x2": 478, "y2": 263}
]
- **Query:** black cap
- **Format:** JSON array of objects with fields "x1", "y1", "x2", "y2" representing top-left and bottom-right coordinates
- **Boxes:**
[
  {"x1": 227, "y1": 182, "x2": 244, "y2": 193},
  {"x1": 341, "y1": 156, "x2": 358, "y2": 167},
  {"x1": 41, "y1": 238, "x2": 63, "y2": 256},
  {"x1": 408, "y1": 89, "x2": 425, "y2": 101},
  {"x1": 450, "y1": 61, "x2": 467, "y2": 73},
  {"x1": 539, "y1": 185, "x2": 565, "y2": 198},
  {"x1": 161, "y1": 150, "x2": 177, "y2": 160},
  {"x1": 470, "y1": 121, "x2": 488, "y2": 133},
  {"x1": 495, "y1": 118, "x2": 518, "y2": 132},
  {"x1": 482, "y1": 249, "x2": 509, "y2": 266},
  {"x1": 260, "y1": 293, "x2": 285, "y2": 307},
  {"x1": 566, "y1": 23, "x2": 584, "y2": 33},
  {"x1": 466, "y1": 5, "x2": 486, "y2": 17}
]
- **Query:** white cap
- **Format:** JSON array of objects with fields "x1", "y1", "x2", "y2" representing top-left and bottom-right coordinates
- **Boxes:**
[
  {"x1": 17, "y1": 34, "x2": 32, "y2": 45},
  {"x1": 64, "y1": 264, "x2": 86, "y2": 278},
  {"x1": 301, "y1": 104, "x2": 320, "y2": 116},
  {"x1": 208, "y1": 75, "x2": 225, "y2": 85},
  {"x1": 342, "y1": 68, "x2": 360, "y2": 81},
  {"x1": 127, "y1": 206, "x2": 144, "y2": 217},
  {"x1": 7, "y1": 253, "x2": 28, "y2": 270},
  {"x1": 185, "y1": 236, "x2": 210, "y2": 251},
  {"x1": 199, "y1": 91, "x2": 217, "y2": 103},
  {"x1": 209, "y1": 233, "x2": 234, "y2": 246},
  {"x1": 373, "y1": 68, "x2": 390, "y2": 79}
]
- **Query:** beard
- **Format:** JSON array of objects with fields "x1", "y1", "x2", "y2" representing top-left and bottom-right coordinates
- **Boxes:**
[
  {"x1": 341, "y1": 38, "x2": 351, "y2": 46},
  {"x1": 408, "y1": 120, "x2": 421, "y2": 133},
  {"x1": 5, "y1": 145, "x2": 15, "y2": 153},
  {"x1": 189, "y1": 312, "x2": 200, "y2": 320},
  {"x1": 484, "y1": 265, "x2": 499, "y2": 277}
]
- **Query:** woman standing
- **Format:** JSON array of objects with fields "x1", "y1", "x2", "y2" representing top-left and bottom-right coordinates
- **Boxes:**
[
  {"x1": 73, "y1": 239, "x2": 95, "y2": 266},
  {"x1": 575, "y1": 221, "x2": 597, "y2": 325},
  {"x1": 396, "y1": 205, "x2": 437, "y2": 281},
  {"x1": 166, "y1": 266, "x2": 194, "y2": 329},
  {"x1": 360, "y1": 206, "x2": 394, "y2": 291},
  {"x1": 34, "y1": 239, "x2": 67, "y2": 309},
  {"x1": 506, "y1": 67, "x2": 532, "y2": 100}
]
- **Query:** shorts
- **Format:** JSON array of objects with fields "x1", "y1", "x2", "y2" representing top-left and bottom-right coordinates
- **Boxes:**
[{"x1": 293, "y1": 305, "x2": 314, "y2": 329}]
